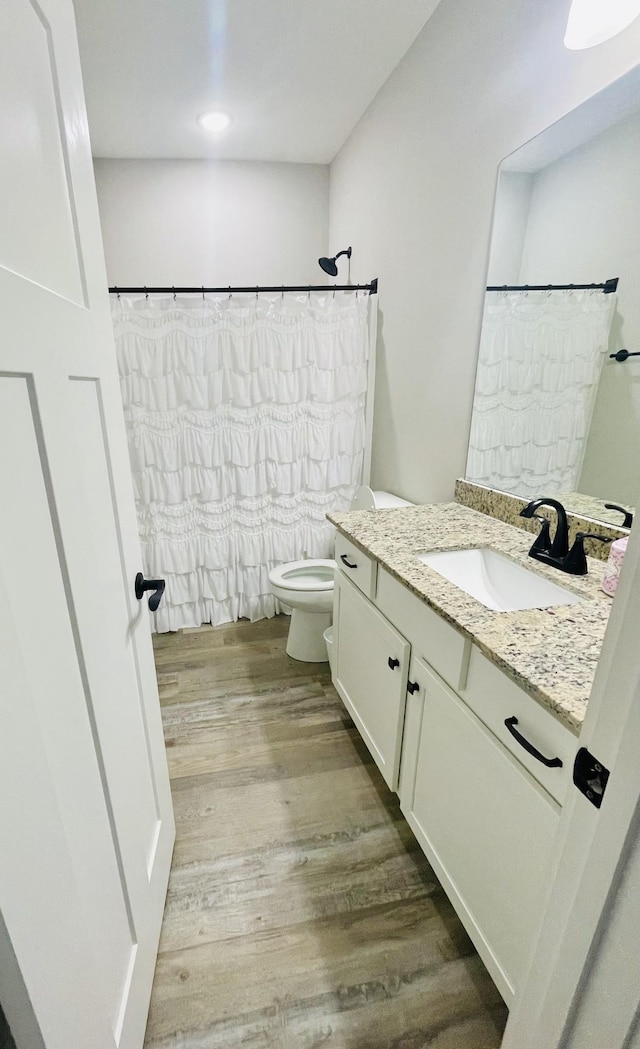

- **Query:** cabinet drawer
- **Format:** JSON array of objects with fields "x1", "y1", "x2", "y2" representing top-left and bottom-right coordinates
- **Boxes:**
[
  {"x1": 334, "y1": 533, "x2": 377, "y2": 598},
  {"x1": 376, "y1": 567, "x2": 468, "y2": 691},
  {"x1": 459, "y1": 648, "x2": 576, "y2": 806}
]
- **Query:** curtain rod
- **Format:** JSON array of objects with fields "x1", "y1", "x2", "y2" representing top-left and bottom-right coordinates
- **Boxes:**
[
  {"x1": 109, "y1": 278, "x2": 378, "y2": 296},
  {"x1": 486, "y1": 277, "x2": 618, "y2": 294}
]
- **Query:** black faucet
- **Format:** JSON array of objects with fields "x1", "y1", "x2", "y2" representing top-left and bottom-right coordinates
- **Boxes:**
[
  {"x1": 520, "y1": 498, "x2": 614, "y2": 575},
  {"x1": 562, "y1": 533, "x2": 613, "y2": 575},
  {"x1": 520, "y1": 498, "x2": 570, "y2": 560},
  {"x1": 604, "y1": 503, "x2": 634, "y2": 528}
]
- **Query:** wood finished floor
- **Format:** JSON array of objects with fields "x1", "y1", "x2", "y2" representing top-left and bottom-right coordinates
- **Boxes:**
[{"x1": 145, "y1": 615, "x2": 508, "y2": 1049}]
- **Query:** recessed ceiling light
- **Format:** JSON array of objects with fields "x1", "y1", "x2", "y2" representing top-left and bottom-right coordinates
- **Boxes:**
[{"x1": 198, "y1": 110, "x2": 232, "y2": 133}]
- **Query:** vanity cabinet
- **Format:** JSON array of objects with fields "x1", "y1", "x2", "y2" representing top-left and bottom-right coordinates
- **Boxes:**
[
  {"x1": 401, "y1": 654, "x2": 559, "y2": 1003},
  {"x1": 333, "y1": 571, "x2": 409, "y2": 790},
  {"x1": 332, "y1": 546, "x2": 576, "y2": 1007}
]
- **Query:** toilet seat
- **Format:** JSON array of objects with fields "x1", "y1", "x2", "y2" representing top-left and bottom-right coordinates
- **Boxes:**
[
  {"x1": 269, "y1": 491, "x2": 414, "y2": 663},
  {"x1": 268, "y1": 559, "x2": 335, "y2": 591}
]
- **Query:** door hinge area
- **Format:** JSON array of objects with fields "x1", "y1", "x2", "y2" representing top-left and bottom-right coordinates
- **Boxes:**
[{"x1": 573, "y1": 747, "x2": 610, "y2": 809}]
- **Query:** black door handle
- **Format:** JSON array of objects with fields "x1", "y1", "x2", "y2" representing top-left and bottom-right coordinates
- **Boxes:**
[
  {"x1": 504, "y1": 716, "x2": 563, "y2": 768},
  {"x1": 340, "y1": 554, "x2": 358, "y2": 569},
  {"x1": 135, "y1": 572, "x2": 166, "y2": 612},
  {"x1": 407, "y1": 680, "x2": 419, "y2": 694},
  {"x1": 388, "y1": 656, "x2": 400, "y2": 670}
]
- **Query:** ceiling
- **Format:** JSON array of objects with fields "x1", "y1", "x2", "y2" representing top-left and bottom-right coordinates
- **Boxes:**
[{"x1": 72, "y1": 0, "x2": 441, "y2": 164}]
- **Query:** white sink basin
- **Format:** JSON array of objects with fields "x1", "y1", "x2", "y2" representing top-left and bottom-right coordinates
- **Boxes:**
[{"x1": 416, "y1": 547, "x2": 583, "y2": 612}]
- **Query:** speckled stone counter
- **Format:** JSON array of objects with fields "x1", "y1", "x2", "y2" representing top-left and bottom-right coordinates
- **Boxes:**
[{"x1": 328, "y1": 503, "x2": 613, "y2": 734}]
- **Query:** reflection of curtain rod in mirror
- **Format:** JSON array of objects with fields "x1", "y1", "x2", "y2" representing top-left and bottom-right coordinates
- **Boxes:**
[{"x1": 486, "y1": 277, "x2": 619, "y2": 293}]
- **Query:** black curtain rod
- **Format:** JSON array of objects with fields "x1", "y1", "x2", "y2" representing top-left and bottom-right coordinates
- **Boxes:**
[
  {"x1": 486, "y1": 277, "x2": 619, "y2": 294},
  {"x1": 109, "y1": 278, "x2": 378, "y2": 296}
]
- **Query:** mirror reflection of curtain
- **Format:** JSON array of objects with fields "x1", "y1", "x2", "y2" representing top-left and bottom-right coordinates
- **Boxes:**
[
  {"x1": 467, "y1": 289, "x2": 616, "y2": 500},
  {"x1": 113, "y1": 292, "x2": 370, "y2": 632}
]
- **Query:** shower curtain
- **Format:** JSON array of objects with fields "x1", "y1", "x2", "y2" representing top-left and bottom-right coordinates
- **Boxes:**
[
  {"x1": 466, "y1": 289, "x2": 616, "y2": 500},
  {"x1": 113, "y1": 291, "x2": 371, "y2": 632}
]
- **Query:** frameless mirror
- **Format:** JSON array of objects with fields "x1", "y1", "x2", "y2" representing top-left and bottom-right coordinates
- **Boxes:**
[{"x1": 465, "y1": 67, "x2": 640, "y2": 528}]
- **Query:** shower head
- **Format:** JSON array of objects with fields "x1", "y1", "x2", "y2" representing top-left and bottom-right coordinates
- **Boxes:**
[
  {"x1": 319, "y1": 256, "x2": 339, "y2": 276},
  {"x1": 318, "y1": 246, "x2": 352, "y2": 278}
]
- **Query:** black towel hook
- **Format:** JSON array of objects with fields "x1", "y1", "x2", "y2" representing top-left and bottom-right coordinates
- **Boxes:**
[{"x1": 610, "y1": 349, "x2": 640, "y2": 363}]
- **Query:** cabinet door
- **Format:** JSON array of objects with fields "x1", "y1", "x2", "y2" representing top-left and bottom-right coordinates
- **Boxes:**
[
  {"x1": 403, "y1": 660, "x2": 559, "y2": 1005},
  {"x1": 334, "y1": 572, "x2": 410, "y2": 790}
]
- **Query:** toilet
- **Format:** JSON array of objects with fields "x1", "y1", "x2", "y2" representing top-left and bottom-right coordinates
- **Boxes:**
[{"x1": 269, "y1": 487, "x2": 414, "y2": 662}]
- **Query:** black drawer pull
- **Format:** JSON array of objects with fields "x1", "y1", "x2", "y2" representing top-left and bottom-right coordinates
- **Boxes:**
[
  {"x1": 504, "y1": 716, "x2": 563, "y2": 768},
  {"x1": 388, "y1": 656, "x2": 400, "y2": 670},
  {"x1": 340, "y1": 553, "x2": 358, "y2": 569},
  {"x1": 407, "y1": 680, "x2": 419, "y2": 694}
]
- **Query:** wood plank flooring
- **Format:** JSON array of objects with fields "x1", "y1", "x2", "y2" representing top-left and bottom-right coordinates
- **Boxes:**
[{"x1": 145, "y1": 615, "x2": 508, "y2": 1049}]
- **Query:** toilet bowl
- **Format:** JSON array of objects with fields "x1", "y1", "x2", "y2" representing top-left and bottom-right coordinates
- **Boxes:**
[
  {"x1": 268, "y1": 487, "x2": 414, "y2": 663},
  {"x1": 269, "y1": 559, "x2": 335, "y2": 662}
]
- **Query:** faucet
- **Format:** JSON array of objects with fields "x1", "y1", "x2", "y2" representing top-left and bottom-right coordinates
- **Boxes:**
[
  {"x1": 561, "y1": 533, "x2": 613, "y2": 575},
  {"x1": 520, "y1": 498, "x2": 569, "y2": 559},
  {"x1": 520, "y1": 498, "x2": 613, "y2": 575}
]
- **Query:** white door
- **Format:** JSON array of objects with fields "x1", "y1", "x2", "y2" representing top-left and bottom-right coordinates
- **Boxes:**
[
  {"x1": 0, "y1": 1, "x2": 175, "y2": 1047},
  {"x1": 502, "y1": 512, "x2": 640, "y2": 1047}
]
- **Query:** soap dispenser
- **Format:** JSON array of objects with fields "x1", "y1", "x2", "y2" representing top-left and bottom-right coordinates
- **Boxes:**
[
  {"x1": 600, "y1": 505, "x2": 633, "y2": 597},
  {"x1": 601, "y1": 536, "x2": 629, "y2": 597}
]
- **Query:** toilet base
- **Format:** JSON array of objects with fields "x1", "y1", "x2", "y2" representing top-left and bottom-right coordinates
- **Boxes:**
[{"x1": 286, "y1": 608, "x2": 332, "y2": 662}]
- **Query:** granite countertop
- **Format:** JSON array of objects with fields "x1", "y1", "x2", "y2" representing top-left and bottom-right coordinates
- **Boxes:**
[{"x1": 328, "y1": 503, "x2": 613, "y2": 734}]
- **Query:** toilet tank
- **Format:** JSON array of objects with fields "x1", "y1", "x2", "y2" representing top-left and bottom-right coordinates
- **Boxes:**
[{"x1": 350, "y1": 486, "x2": 414, "y2": 511}]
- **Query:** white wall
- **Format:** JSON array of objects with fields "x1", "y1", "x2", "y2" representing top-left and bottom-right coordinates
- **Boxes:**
[
  {"x1": 94, "y1": 159, "x2": 329, "y2": 287},
  {"x1": 329, "y1": 0, "x2": 640, "y2": 504},
  {"x1": 486, "y1": 172, "x2": 533, "y2": 285},
  {"x1": 517, "y1": 110, "x2": 640, "y2": 505}
]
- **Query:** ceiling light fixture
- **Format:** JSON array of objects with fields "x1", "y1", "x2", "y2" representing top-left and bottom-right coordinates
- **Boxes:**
[
  {"x1": 564, "y1": 0, "x2": 640, "y2": 49},
  {"x1": 198, "y1": 110, "x2": 232, "y2": 133}
]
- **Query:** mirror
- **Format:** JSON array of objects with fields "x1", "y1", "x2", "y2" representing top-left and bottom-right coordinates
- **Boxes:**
[{"x1": 465, "y1": 68, "x2": 640, "y2": 529}]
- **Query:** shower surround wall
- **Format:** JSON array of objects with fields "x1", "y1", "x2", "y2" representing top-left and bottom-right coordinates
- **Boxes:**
[{"x1": 93, "y1": 158, "x2": 330, "y2": 288}]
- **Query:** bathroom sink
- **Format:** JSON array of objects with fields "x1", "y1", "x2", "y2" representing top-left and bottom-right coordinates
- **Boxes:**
[{"x1": 416, "y1": 547, "x2": 583, "y2": 612}]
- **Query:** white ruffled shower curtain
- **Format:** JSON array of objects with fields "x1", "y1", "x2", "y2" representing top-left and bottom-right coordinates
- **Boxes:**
[
  {"x1": 113, "y1": 292, "x2": 371, "y2": 632},
  {"x1": 466, "y1": 289, "x2": 616, "y2": 500}
]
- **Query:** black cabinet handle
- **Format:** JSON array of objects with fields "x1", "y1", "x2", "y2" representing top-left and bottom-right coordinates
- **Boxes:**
[
  {"x1": 340, "y1": 553, "x2": 358, "y2": 569},
  {"x1": 135, "y1": 572, "x2": 166, "y2": 612},
  {"x1": 388, "y1": 656, "x2": 400, "y2": 670},
  {"x1": 407, "y1": 680, "x2": 419, "y2": 694},
  {"x1": 504, "y1": 716, "x2": 563, "y2": 768}
]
